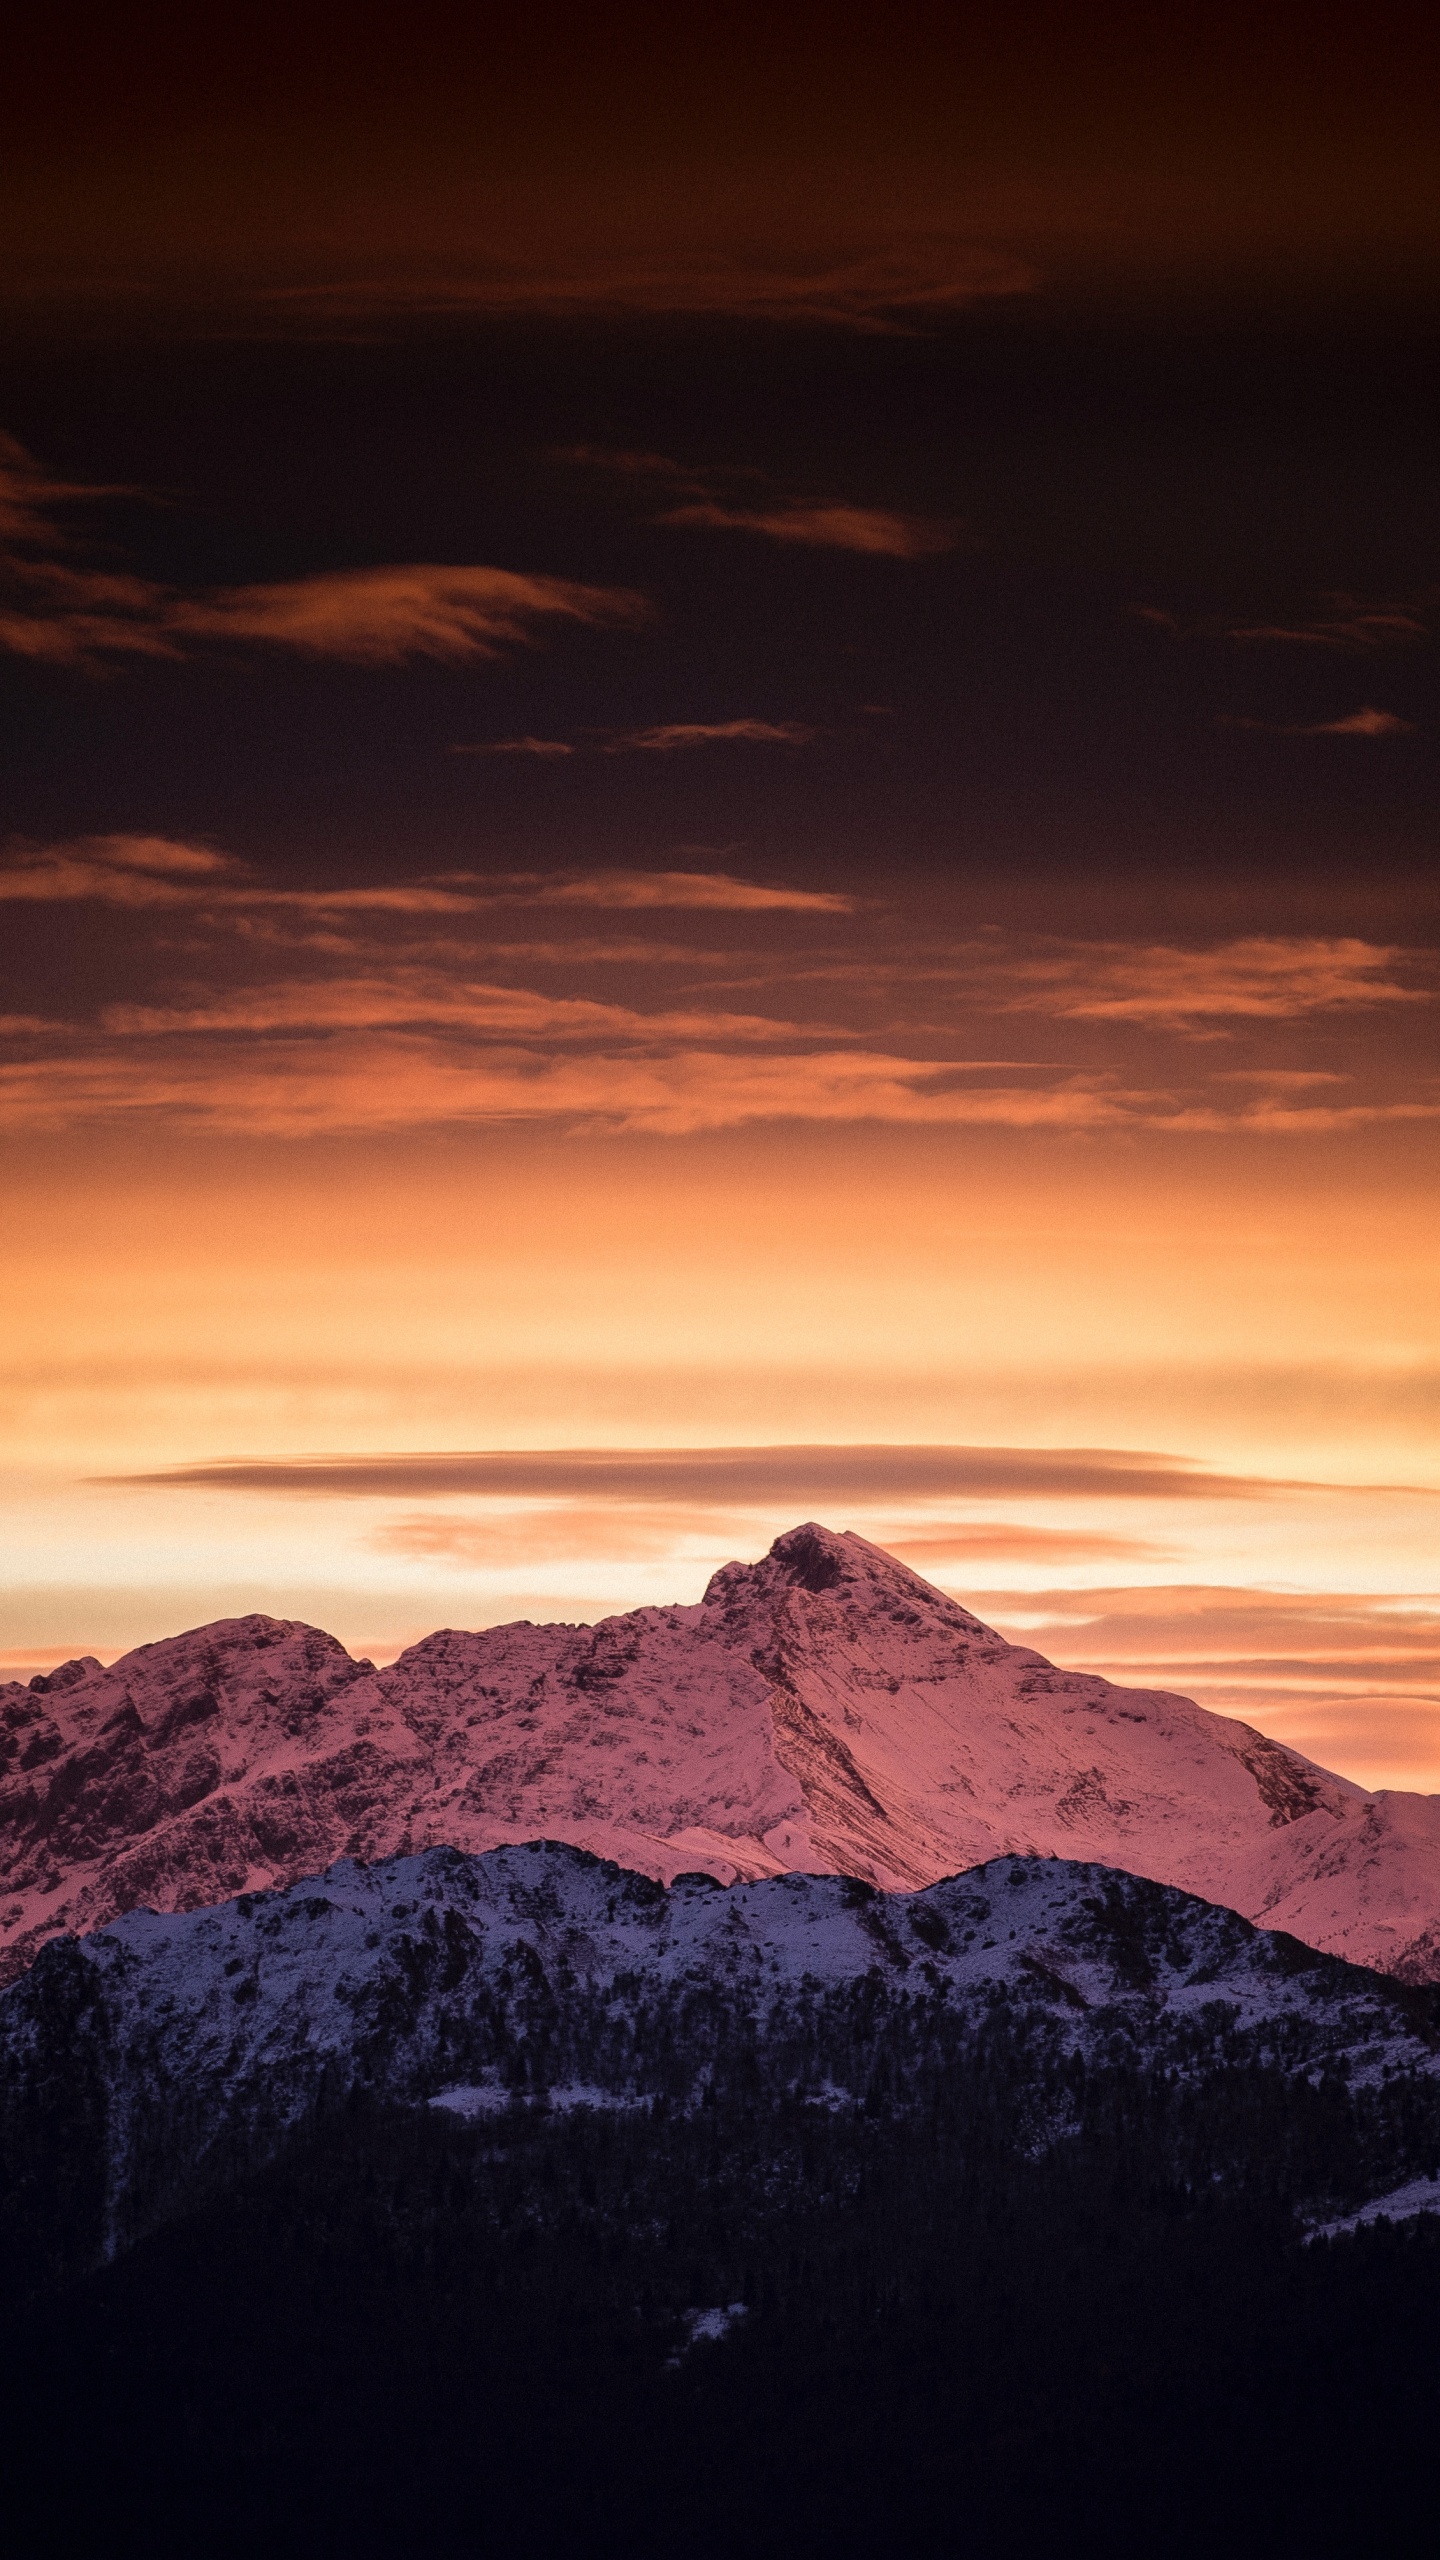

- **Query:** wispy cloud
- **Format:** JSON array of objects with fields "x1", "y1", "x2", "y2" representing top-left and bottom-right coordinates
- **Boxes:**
[
  {"x1": 1226, "y1": 706, "x2": 1416, "y2": 739},
  {"x1": 455, "y1": 720, "x2": 818, "y2": 758},
  {"x1": 978, "y1": 935, "x2": 1432, "y2": 1029},
  {"x1": 1226, "y1": 604, "x2": 1429, "y2": 648},
  {"x1": 0, "y1": 833, "x2": 245, "y2": 906},
  {"x1": 0, "y1": 434, "x2": 131, "y2": 543},
  {"x1": 165, "y1": 565, "x2": 646, "y2": 665},
  {"x1": 885, "y1": 1524, "x2": 1168, "y2": 1565},
  {"x1": 264, "y1": 244, "x2": 1036, "y2": 333},
  {"x1": 658, "y1": 501, "x2": 955, "y2": 557},
  {"x1": 371, "y1": 1503, "x2": 746, "y2": 1567},
  {"x1": 0, "y1": 838, "x2": 851, "y2": 920},
  {"x1": 0, "y1": 834, "x2": 479, "y2": 913},
  {"x1": 0, "y1": 437, "x2": 165, "y2": 668},
  {"x1": 505, "y1": 867, "x2": 851, "y2": 913},
  {"x1": 1292, "y1": 707, "x2": 1415, "y2": 737},
  {"x1": 0, "y1": 436, "x2": 647, "y2": 668},
  {"x1": 569, "y1": 445, "x2": 955, "y2": 557},
  {"x1": 4, "y1": 846, "x2": 1434, "y2": 1139},
  {"x1": 94, "y1": 976, "x2": 813, "y2": 1047},
  {"x1": 1134, "y1": 593, "x2": 1431, "y2": 650},
  {"x1": 0, "y1": 1038, "x2": 1165, "y2": 1140},
  {"x1": 603, "y1": 719, "x2": 817, "y2": 751}
]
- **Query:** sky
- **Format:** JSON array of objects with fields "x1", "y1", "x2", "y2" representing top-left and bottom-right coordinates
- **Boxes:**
[{"x1": 1, "y1": 6, "x2": 1436, "y2": 1787}]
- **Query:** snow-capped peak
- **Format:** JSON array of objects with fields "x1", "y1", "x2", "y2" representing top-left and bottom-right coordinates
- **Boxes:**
[{"x1": 3, "y1": 1523, "x2": 1438, "y2": 1985}]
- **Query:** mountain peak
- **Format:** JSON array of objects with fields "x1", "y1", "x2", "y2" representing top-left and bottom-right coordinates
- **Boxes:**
[
  {"x1": 767, "y1": 1520, "x2": 853, "y2": 1590},
  {"x1": 703, "y1": 1518, "x2": 986, "y2": 1621},
  {"x1": 703, "y1": 1519, "x2": 872, "y2": 1601}
]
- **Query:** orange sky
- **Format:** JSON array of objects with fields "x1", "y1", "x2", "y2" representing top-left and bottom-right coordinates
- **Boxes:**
[{"x1": 3, "y1": 860, "x2": 1436, "y2": 1785}]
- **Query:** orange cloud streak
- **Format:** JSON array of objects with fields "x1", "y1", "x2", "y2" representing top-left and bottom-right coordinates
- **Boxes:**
[
  {"x1": 166, "y1": 563, "x2": 648, "y2": 664},
  {"x1": 980, "y1": 935, "x2": 1432, "y2": 1027},
  {"x1": 659, "y1": 500, "x2": 955, "y2": 555},
  {"x1": 0, "y1": 442, "x2": 649, "y2": 667}
]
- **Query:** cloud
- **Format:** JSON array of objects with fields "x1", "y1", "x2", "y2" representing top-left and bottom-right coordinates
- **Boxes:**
[
  {"x1": 1226, "y1": 706, "x2": 1416, "y2": 738},
  {"x1": 371, "y1": 1504, "x2": 746, "y2": 1567},
  {"x1": 0, "y1": 838, "x2": 847, "y2": 922},
  {"x1": 1226, "y1": 609, "x2": 1429, "y2": 648},
  {"x1": 0, "y1": 1040, "x2": 1124, "y2": 1139},
  {"x1": 567, "y1": 444, "x2": 954, "y2": 557},
  {"x1": 0, "y1": 566, "x2": 181, "y2": 667},
  {"x1": 0, "y1": 435, "x2": 96, "y2": 545},
  {"x1": 979, "y1": 935, "x2": 1432, "y2": 1028},
  {"x1": 454, "y1": 721, "x2": 818, "y2": 758},
  {"x1": 0, "y1": 437, "x2": 202, "y2": 665},
  {"x1": 28, "y1": 1010, "x2": 1385, "y2": 1142},
  {"x1": 559, "y1": 447, "x2": 713, "y2": 483},
  {"x1": 5, "y1": 857, "x2": 1435, "y2": 1141},
  {"x1": 658, "y1": 501, "x2": 954, "y2": 556},
  {"x1": 602, "y1": 720, "x2": 817, "y2": 752},
  {"x1": 514, "y1": 868, "x2": 852, "y2": 913},
  {"x1": 0, "y1": 437, "x2": 648, "y2": 668},
  {"x1": 108, "y1": 1444, "x2": 1321, "y2": 1503},
  {"x1": 0, "y1": 834, "x2": 479, "y2": 913},
  {"x1": 165, "y1": 565, "x2": 646, "y2": 665},
  {"x1": 94, "y1": 976, "x2": 814, "y2": 1047},
  {"x1": 885, "y1": 1525, "x2": 1168, "y2": 1565},
  {"x1": 1, "y1": 560, "x2": 645, "y2": 670},
  {"x1": 4, "y1": 998, "x2": 1435, "y2": 1142},
  {"x1": 1293, "y1": 707, "x2": 1415, "y2": 738},
  {"x1": 266, "y1": 245, "x2": 1036, "y2": 332},
  {"x1": 0, "y1": 833, "x2": 244, "y2": 905},
  {"x1": 1134, "y1": 593, "x2": 1430, "y2": 651}
]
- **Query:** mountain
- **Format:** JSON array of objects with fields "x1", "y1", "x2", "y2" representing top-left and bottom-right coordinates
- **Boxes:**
[
  {"x1": 6, "y1": 1845, "x2": 1440, "y2": 2560},
  {"x1": 4, "y1": 1522, "x2": 1438, "y2": 1984},
  {"x1": 3, "y1": 1838, "x2": 1436, "y2": 2284}
]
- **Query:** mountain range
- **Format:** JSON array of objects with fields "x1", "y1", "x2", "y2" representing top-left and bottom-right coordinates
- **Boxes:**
[
  {"x1": 4, "y1": 1521, "x2": 1438, "y2": 1986},
  {"x1": 5, "y1": 1522, "x2": 1440, "y2": 2554},
  {"x1": 4, "y1": 1836, "x2": 1436, "y2": 2282}
]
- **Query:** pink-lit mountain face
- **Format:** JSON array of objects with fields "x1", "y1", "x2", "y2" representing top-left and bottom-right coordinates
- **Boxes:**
[{"x1": 2, "y1": 1525, "x2": 1437, "y2": 1986}]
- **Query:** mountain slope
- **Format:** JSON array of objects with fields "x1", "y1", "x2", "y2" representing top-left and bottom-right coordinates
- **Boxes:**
[
  {"x1": 3, "y1": 1522, "x2": 1437, "y2": 1981},
  {"x1": 3, "y1": 1838, "x2": 1435, "y2": 2276}
]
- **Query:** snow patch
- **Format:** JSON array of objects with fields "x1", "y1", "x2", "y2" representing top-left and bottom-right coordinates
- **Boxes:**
[
  {"x1": 670, "y1": 2303, "x2": 748, "y2": 2363},
  {"x1": 1307, "y1": 2173, "x2": 1440, "y2": 2241},
  {"x1": 430, "y1": 2081, "x2": 648, "y2": 2118}
]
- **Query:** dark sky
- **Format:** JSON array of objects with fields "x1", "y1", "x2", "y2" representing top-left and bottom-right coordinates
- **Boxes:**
[
  {"x1": 3, "y1": 302, "x2": 1434, "y2": 928},
  {"x1": 1, "y1": 3, "x2": 1434, "y2": 905}
]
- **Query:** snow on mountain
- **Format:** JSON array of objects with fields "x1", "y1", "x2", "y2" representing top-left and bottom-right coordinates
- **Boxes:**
[
  {"x1": 3, "y1": 1522, "x2": 1438, "y2": 1983},
  {"x1": 3, "y1": 1838, "x2": 1433, "y2": 2263}
]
